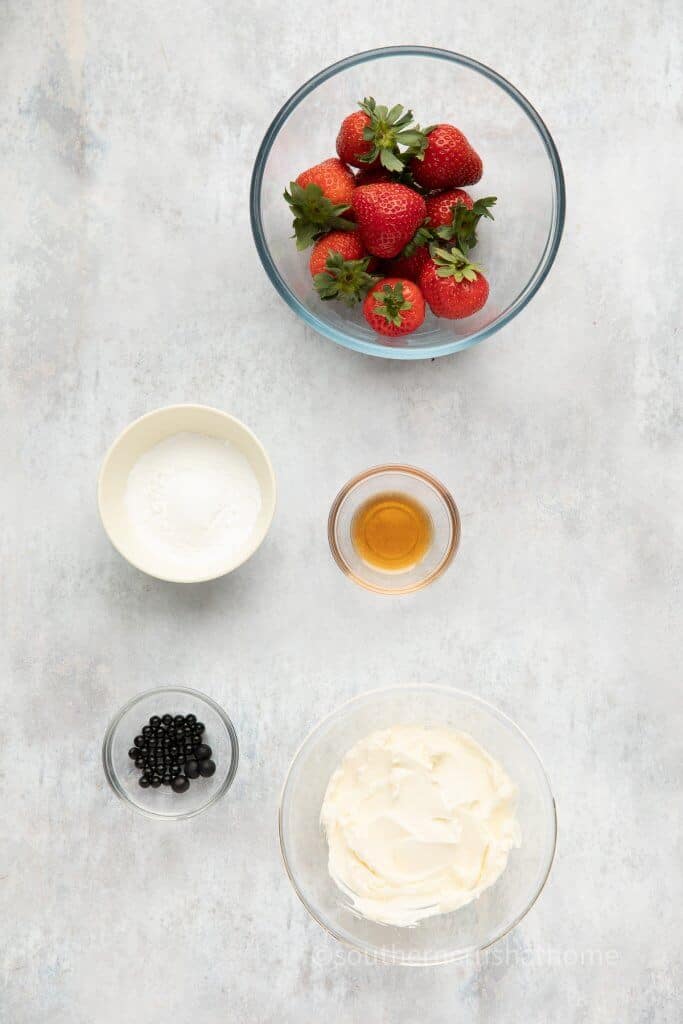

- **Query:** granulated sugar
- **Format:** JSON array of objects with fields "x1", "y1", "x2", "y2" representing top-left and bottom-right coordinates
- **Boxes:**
[{"x1": 124, "y1": 432, "x2": 262, "y2": 575}]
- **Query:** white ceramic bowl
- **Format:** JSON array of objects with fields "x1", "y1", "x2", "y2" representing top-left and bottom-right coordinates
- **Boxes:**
[{"x1": 98, "y1": 404, "x2": 276, "y2": 582}]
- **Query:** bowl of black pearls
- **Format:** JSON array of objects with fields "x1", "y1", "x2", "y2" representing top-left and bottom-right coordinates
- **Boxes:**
[{"x1": 102, "y1": 686, "x2": 239, "y2": 819}]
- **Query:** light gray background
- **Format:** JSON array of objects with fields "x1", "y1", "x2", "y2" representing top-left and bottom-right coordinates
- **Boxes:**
[{"x1": 1, "y1": 2, "x2": 681, "y2": 1021}]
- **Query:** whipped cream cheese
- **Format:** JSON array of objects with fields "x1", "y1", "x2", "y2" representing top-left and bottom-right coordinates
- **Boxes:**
[{"x1": 320, "y1": 725, "x2": 521, "y2": 926}]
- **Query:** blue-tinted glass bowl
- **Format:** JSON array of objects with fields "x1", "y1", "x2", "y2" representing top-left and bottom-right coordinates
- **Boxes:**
[{"x1": 250, "y1": 46, "x2": 565, "y2": 360}]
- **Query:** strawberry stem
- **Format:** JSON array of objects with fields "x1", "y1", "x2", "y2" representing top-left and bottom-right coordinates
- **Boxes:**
[
  {"x1": 400, "y1": 221, "x2": 433, "y2": 258},
  {"x1": 284, "y1": 182, "x2": 355, "y2": 250},
  {"x1": 313, "y1": 252, "x2": 379, "y2": 306},
  {"x1": 434, "y1": 196, "x2": 497, "y2": 253},
  {"x1": 357, "y1": 97, "x2": 430, "y2": 172},
  {"x1": 371, "y1": 281, "x2": 413, "y2": 327},
  {"x1": 429, "y1": 246, "x2": 485, "y2": 283}
]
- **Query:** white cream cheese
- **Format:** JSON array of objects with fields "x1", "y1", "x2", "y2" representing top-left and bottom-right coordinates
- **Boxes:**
[{"x1": 320, "y1": 725, "x2": 521, "y2": 926}]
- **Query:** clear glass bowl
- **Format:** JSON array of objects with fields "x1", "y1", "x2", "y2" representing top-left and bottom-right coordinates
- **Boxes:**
[
  {"x1": 102, "y1": 687, "x2": 239, "y2": 820},
  {"x1": 279, "y1": 686, "x2": 556, "y2": 965},
  {"x1": 251, "y1": 46, "x2": 565, "y2": 360},
  {"x1": 328, "y1": 465, "x2": 460, "y2": 594}
]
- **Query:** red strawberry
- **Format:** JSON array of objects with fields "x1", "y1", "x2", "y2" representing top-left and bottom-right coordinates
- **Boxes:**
[
  {"x1": 296, "y1": 158, "x2": 355, "y2": 207},
  {"x1": 384, "y1": 245, "x2": 431, "y2": 283},
  {"x1": 337, "y1": 111, "x2": 377, "y2": 169},
  {"x1": 285, "y1": 159, "x2": 355, "y2": 249},
  {"x1": 337, "y1": 98, "x2": 430, "y2": 172},
  {"x1": 419, "y1": 247, "x2": 489, "y2": 319},
  {"x1": 352, "y1": 183, "x2": 427, "y2": 259},
  {"x1": 425, "y1": 189, "x2": 473, "y2": 229},
  {"x1": 309, "y1": 230, "x2": 366, "y2": 277},
  {"x1": 363, "y1": 277, "x2": 425, "y2": 337},
  {"x1": 410, "y1": 124, "x2": 482, "y2": 191},
  {"x1": 354, "y1": 166, "x2": 394, "y2": 187}
]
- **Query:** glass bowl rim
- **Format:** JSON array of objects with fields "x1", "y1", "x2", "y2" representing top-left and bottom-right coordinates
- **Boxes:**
[
  {"x1": 250, "y1": 44, "x2": 566, "y2": 360},
  {"x1": 278, "y1": 683, "x2": 558, "y2": 965},
  {"x1": 102, "y1": 685, "x2": 240, "y2": 820},
  {"x1": 327, "y1": 463, "x2": 461, "y2": 594}
]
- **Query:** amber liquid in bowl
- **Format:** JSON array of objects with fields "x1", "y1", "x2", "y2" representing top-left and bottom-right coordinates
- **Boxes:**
[{"x1": 351, "y1": 492, "x2": 432, "y2": 572}]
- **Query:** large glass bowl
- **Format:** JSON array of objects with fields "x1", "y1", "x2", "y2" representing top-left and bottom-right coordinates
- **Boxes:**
[
  {"x1": 251, "y1": 46, "x2": 565, "y2": 360},
  {"x1": 279, "y1": 686, "x2": 556, "y2": 965}
]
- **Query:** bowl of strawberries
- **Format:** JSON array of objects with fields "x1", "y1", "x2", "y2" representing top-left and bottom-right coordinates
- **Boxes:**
[{"x1": 251, "y1": 46, "x2": 565, "y2": 360}]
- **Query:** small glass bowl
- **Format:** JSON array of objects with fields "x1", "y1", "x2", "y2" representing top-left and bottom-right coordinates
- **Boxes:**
[
  {"x1": 328, "y1": 465, "x2": 460, "y2": 594},
  {"x1": 102, "y1": 686, "x2": 239, "y2": 820},
  {"x1": 279, "y1": 686, "x2": 557, "y2": 965}
]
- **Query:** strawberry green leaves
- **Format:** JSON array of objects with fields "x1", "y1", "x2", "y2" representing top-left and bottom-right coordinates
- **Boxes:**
[
  {"x1": 357, "y1": 97, "x2": 432, "y2": 173},
  {"x1": 370, "y1": 281, "x2": 414, "y2": 327},
  {"x1": 400, "y1": 221, "x2": 433, "y2": 259},
  {"x1": 284, "y1": 182, "x2": 355, "y2": 250},
  {"x1": 313, "y1": 251, "x2": 379, "y2": 306},
  {"x1": 430, "y1": 246, "x2": 485, "y2": 283},
  {"x1": 434, "y1": 196, "x2": 496, "y2": 254},
  {"x1": 399, "y1": 196, "x2": 496, "y2": 262}
]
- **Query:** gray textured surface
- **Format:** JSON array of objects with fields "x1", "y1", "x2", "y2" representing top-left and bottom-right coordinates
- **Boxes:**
[{"x1": 1, "y1": 2, "x2": 681, "y2": 1021}]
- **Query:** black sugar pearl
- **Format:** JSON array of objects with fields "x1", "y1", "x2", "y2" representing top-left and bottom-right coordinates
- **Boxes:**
[
  {"x1": 162, "y1": 714, "x2": 173, "y2": 726},
  {"x1": 199, "y1": 759, "x2": 216, "y2": 778},
  {"x1": 174, "y1": 715, "x2": 184, "y2": 726},
  {"x1": 134, "y1": 758, "x2": 145, "y2": 769},
  {"x1": 149, "y1": 715, "x2": 161, "y2": 728},
  {"x1": 163, "y1": 754, "x2": 172, "y2": 765},
  {"x1": 128, "y1": 747, "x2": 139, "y2": 759},
  {"x1": 185, "y1": 714, "x2": 196, "y2": 725},
  {"x1": 134, "y1": 735, "x2": 145, "y2": 748},
  {"x1": 142, "y1": 725, "x2": 152, "y2": 737},
  {"x1": 161, "y1": 773, "x2": 172, "y2": 785},
  {"x1": 150, "y1": 776, "x2": 162, "y2": 788},
  {"x1": 170, "y1": 764, "x2": 180, "y2": 776},
  {"x1": 195, "y1": 744, "x2": 212, "y2": 761},
  {"x1": 172, "y1": 774, "x2": 190, "y2": 793},
  {"x1": 139, "y1": 776, "x2": 151, "y2": 788},
  {"x1": 185, "y1": 759, "x2": 200, "y2": 779},
  {"x1": 195, "y1": 722, "x2": 205, "y2": 735}
]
